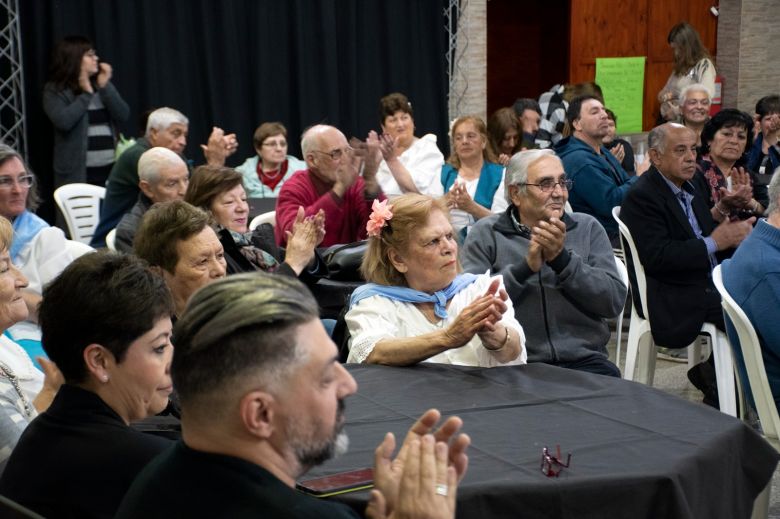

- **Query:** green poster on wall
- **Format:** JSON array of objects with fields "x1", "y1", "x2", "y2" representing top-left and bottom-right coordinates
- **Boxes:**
[{"x1": 594, "y1": 56, "x2": 646, "y2": 133}]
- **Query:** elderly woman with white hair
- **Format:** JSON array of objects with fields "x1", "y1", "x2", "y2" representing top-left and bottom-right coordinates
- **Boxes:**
[
  {"x1": 678, "y1": 83, "x2": 712, "y2": 148},
  {"x1": 461, "y1": 149, "x2": 626, "y2": 377}
]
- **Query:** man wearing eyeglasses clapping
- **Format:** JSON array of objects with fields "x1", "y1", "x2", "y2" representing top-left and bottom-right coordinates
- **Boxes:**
[
  {"x1": 275, "y1": 125, "x2": 385, "y2": 248},
  {"x1": 462, "y1": 149, "x2": 626, "y2": 377}
]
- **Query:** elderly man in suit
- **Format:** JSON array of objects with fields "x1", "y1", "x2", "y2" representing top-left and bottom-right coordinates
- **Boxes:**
[{"x1": 620, "y1": 122, "x2": 754, "y2": 406}]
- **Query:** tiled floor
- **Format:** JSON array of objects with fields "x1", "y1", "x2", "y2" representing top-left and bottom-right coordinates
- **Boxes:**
[{"x1": 608, "y1": 330, "x2": 779, "y2": 518}]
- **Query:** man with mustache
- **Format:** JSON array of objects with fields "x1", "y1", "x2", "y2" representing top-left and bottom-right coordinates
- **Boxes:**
[
  {"x1": 116, "y1": 273, "x2": 468, "y2": 519},
  {"x1": 620, "y1": 123, "x2": 754, "y2": 407},
  {"x1": 461, "y1": 149, "x2": 626, "y2": 377}
]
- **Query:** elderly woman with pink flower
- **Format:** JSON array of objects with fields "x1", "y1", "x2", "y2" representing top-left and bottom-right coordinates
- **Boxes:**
[{"x1": 345, "y1": 193, "x2": 526, "y2": 367}]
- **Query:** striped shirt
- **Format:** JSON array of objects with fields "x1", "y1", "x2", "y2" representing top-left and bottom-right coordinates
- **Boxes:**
[{"x1": 86, "y1": 94, "x2": 116, "y2": 168}]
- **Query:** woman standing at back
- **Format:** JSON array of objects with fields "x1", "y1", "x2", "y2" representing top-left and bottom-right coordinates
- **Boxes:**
[
  {"x1": 658, "y1": 22, "x2": 716, "y2": 123},
  {"x1": 43, "y1": 35, "x2": 129, "y2": 188}
]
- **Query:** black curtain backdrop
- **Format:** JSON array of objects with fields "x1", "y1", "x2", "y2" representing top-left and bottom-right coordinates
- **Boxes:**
[{"x1": 20, "y1": 0, "x2": 451, "y2": 223}]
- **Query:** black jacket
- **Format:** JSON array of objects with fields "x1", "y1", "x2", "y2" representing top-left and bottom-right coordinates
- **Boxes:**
[{"x1": 619, "y1": 167, "x2": 722, "y2": 347}]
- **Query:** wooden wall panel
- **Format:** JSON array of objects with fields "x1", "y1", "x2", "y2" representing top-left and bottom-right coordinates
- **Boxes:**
[
  {"x1": 568, "y1": 0, "x2": 717, "y2": 130},
  {"x1": 486, "y1": 0, "x2": 569, "y2": 117}
]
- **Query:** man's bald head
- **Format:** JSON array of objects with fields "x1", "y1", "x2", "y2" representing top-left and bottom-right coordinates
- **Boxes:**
[{"x1": 648, "y1": 123, "x2": 698, "y2": 187}]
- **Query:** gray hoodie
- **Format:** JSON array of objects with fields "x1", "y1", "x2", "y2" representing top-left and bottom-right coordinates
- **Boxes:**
[{"x1": 461, "y1": 208, "x2": 626, "y2": 363}]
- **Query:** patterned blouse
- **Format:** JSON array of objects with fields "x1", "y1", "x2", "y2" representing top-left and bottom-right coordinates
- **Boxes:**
[{"x1": 695, "y1": 154, "x2": 729, "y2": 207}]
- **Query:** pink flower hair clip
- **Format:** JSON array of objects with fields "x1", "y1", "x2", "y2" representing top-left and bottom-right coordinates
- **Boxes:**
[{"x1": 366, "y1": 199, "x2": 394, "y2": 237}]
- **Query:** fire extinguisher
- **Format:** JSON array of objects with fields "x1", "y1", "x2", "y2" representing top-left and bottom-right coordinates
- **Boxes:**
[{"x1": 710, "y1": 75, "x2": 723, "y2": 116}]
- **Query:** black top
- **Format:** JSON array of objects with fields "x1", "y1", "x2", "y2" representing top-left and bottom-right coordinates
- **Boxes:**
[
  {"x1": 218, "y1": 223, "x2": 328, "y2": 283},
  {"x1": 116, "y1": 441, "x2": 360, "y2": 519},
  {"x1": 0, "y1": 384, "x2": 171, "y2": 519},
  {"x1": 620, "y1": 167, "x2": 722, "y2": 347}
]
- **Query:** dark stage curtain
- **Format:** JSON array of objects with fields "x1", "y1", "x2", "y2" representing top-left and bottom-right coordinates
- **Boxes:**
[{"x1": 20, "y1": 0, "x2": 451, "y2": 223}]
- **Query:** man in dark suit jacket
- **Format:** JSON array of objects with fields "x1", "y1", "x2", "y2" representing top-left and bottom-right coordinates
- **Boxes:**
[{"x1": 620, "y1": 123, "x2": 754, "y2": 403}]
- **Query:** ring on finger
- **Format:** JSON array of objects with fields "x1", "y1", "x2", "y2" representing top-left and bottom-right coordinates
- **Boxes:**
[{"x1": 435, "y1": 483, "x2": 448, "y2": 496}]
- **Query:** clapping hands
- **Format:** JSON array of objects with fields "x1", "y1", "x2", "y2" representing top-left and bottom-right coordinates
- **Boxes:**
[
  {"x1": 527, "y1": 217, "x2": 566, "y2": 271},
  {"x1": 283, "y1": 206, "x2": 326, "y2": 275},
  {"x1": 367, "y1": 409, "x2": 469, "y2": 519},
  {"x1": 202, "y1": 126, "x2": 239, "y2": 166}
]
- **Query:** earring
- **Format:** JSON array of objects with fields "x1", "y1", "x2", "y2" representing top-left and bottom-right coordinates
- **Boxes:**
[{"x1": 102, "y1": 375, "x2": 109, "y2": 382}]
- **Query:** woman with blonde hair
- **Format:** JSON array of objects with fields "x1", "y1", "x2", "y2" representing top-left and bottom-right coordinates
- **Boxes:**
[
  {"x1": 345, "y1": 193, "x2": 525, "y2": 367},
  {"x1": 441, "y1": 116, "x2": 508, "y2": 236},
  {"x1": 0, "y1": 216, "x2": 62, "y2": 474}
]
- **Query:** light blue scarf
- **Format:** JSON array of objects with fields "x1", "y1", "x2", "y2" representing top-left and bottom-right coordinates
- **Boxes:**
[
  {"x1": 11, "y1": 211, "x2": 49, "y2": 262},
  {"x1": 349, "y1": 273, "x2": 478, "y2": 319}
]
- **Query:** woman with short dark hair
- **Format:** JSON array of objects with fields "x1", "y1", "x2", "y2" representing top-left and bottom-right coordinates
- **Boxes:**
[
  {"x1": 185, "y1": 166, "x2": 326, "y2": 279},
  {"x1": 693, "y1": 108, "x2": 768, "y2": 220},
  {"x1": 0, "y1": 252, "x2": 175, "y2": 518},
  {"x1": 235, "y1": 122, "x2": 307, "y2": 197},
  {"x1": 372, "y1": 92, "x2": 445, "y2": 198}
]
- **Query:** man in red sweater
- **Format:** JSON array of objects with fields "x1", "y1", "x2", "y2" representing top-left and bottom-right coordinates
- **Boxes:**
[{"x1": 275, "y1": 125, "x2": 384, "y2": 247}]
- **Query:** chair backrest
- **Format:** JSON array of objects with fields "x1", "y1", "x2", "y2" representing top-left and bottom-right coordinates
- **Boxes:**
[
  {"x1": 613, "y1": 254, "x2": 629, "y2": 290},
  {"x1": 105, "y1": 228, "x2": 117, "y2": 251},
  {"x1": 249, "y1": 210, "x2": 276, "y2": 230},
  {"x1": 612, "y1": 206, "x2": 650, "y2": 320},
  {"x1": 53, "y1": 183, "x2": 106, "y2": 244},
  {"x1": 713, "y1": 265, "x2": 780, "y2": 448}
]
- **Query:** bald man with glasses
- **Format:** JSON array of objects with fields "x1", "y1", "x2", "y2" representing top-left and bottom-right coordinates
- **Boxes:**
[{"x1": 275, "y1": 125, "x2": 384, "y2": 247}]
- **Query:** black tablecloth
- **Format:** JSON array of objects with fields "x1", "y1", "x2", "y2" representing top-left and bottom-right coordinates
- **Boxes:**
[{"x1": 307, "y1": 363, "x2": 779, "y2": 519}]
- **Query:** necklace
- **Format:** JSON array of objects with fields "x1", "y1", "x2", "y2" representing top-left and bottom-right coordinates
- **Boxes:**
[{"x1": 0, "y1": 361, "x2": 34, "y2": 418}]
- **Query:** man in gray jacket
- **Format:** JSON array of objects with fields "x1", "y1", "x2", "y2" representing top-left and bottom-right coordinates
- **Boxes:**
[{"x1": 461, "y1": 149, "x2": 626, "y2": 376}]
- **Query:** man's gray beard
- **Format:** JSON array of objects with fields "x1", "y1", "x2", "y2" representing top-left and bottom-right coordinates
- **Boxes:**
[
  {"x1": 290, "y1": 401, "x2": 348, "y2": 469},
  {"x1": 333, "y1": 431, "x2": 349, "y2": 458}
]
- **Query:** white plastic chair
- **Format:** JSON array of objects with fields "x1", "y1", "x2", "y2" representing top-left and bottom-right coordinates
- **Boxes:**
[
  {"x1": 612, "y1": 255, "x2": 629, "y2": 367},
  {"x1": 105, "y1": 229, "x2": 117, "y2": 251},
  {"x1": 612, "y1": 206, "x2": 737, "y2": 416},
  {"x1": 713, "y1": 265, "x2": 780, "y2": 442},
  {"x1": 249, "y1": 210, "x2": 276, "y2": 230},
  {"x1": 713, "y1": 265, "x2": 777, "y2": 518},
  {"x1": 53, "y1": 184, "x2": 105, "y2": 244}
]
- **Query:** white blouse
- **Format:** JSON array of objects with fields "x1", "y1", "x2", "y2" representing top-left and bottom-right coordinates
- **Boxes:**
[
  {"x1": 346, "y1": 273, "x2": 527, "y2": 366},
  {"x1": 448, "y1": 173, "x2": 508, "y2": 232},
  {"x1": 0, "y1": 335, "x2": 43, "y2": 398},
  {"x1": 376, "y1": 134, "x2": 445, "y2": 198}
]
